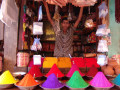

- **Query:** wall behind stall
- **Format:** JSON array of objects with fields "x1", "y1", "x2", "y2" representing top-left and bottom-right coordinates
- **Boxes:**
[
  {"x1": 108, "y1": 0, "x2": 120, "y2": 57},
  {"x1": 0, "y1": 0, "x2": 19, "y2": 72}
]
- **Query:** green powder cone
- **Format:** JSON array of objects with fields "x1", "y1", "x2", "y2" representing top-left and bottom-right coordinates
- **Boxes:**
[{"x1": 66, "y1": 71, "x2": 89, "y2": 88}]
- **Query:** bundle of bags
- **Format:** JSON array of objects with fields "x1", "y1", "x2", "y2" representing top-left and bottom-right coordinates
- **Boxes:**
[
  {"x1": 46, "y1": 0, "x2": 97, "y2": 7},
  {"x1": 69, "y1": 0, "x2": 97, "y2": 7},
  {"x1": 46, "y1": 0, "x2": 68, "y2": 7}
]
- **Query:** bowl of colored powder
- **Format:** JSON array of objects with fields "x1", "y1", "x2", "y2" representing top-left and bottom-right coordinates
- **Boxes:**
[
  {"x1": 15, "y1": 74, "x2": 39, "y2": 90},
  {"x1": 0, "y1": 70, "x2": 18, "y2": 89},
  {"x1": 15, "y1": 84, "x2": 39, "y2": 90},
  {"x1": 13, "y1": 72, "x2": 26, "y2": 77},
  {"x1": 0, "y1": 84, "x2": 14, "y2": 89},
  {"x1": 13, "y1": 72, "x2": 26, "y2": 80}
]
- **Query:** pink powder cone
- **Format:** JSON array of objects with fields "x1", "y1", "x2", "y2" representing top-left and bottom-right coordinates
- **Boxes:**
[
  {"x1": 89, "y1": 72, "x2": 113, "y2": 88},
  {"x1": 86, "y1": 65, "x2": 98, "y2": 77},
  {"x1": 66, "y1": 64, "x2": 85, "y2": 77},
  {"x1": 45, "y1": 64, "x2": 64, "y2": 78}
]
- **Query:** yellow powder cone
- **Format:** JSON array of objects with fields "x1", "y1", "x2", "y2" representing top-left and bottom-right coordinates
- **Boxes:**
[{"x1": 0, "y1": 70, "x2": 18, "y2": 84}]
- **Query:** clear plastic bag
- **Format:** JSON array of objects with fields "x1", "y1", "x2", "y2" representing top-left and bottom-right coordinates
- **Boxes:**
[{"x1": 33, "y1": 22, "x2": 43, "y2": 35}]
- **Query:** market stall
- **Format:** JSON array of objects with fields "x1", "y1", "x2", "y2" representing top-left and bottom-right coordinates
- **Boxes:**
[{"x1": 1, "y1": 0, "x2": 120, "y2": 90}]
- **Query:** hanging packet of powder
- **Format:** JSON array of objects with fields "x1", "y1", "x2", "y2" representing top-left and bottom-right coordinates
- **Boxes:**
[{"x1": 38, "y1": 5, "x2": 42, "y2": 21}]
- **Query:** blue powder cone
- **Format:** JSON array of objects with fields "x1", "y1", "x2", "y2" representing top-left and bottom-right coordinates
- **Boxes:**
[
  {"x1": 41, "y1": 73, "x2": 64, "y2": 89},
  {"x1": 112, "y1": 74, "x2": 120, "y2": 86}
]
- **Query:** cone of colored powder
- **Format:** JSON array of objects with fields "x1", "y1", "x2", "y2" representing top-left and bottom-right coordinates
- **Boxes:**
[
  {"x1": 66, "y1": 71, "x2": 89, "y2": 88},
  {"x1": 41, "y1": 73, "x2": 64, "y2": 89},
  {"x1": 86, "y1": 65, "x2": 98, "y2": 77},
  {"x1": 45, "y1": 64, "x2": 64, "y2": 78},
  {"x1": 89, "y1": 72, "x2": 113, "y2": 88},
  {"x1": 16, "y1": 74, "x2": 39, "y2": 86},
  {"x1": 66, "y1": 64, "x2": 85, "y2": 77},
  {"x1": 112, "y1": 74, "x2": 120, "y2": 86},
  {"x1": 28, "y1": 65, "x2": 43, "y2": 77},
  {"x1": 0, "y1": 70, "x2": 18, "y2": 84}
]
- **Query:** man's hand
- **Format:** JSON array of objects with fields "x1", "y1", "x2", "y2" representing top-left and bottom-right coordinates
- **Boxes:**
[
  {"x1": 74, "y1": 7, "x2": 84, "y2": 28},
  {"x1": 43, "y1": 0, "x2": 54, "y2": 25}
]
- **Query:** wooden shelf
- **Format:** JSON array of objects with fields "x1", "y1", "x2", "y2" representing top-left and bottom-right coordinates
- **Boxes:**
[
  {"x1": 82, "y1": 27, "x2": 96, "y2": 35},
  {"x1": 83, "y1": 42, "x2": 96, "y2": 46}
]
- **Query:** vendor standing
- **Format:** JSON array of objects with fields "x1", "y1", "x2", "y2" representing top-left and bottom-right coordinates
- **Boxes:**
[{"x1": 43, "y1": 1, "x2": 83, "y2": 57}]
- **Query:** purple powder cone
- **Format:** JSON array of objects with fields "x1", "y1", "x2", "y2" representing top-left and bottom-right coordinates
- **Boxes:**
[{"x1": 41, "y1": 73, "x2": 64, "y2": 89}]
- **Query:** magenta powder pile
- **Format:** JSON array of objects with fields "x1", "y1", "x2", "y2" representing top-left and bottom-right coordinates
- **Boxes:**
[
  {"x1": 90, "y1": 72, "x2": 113, "y2": 88},
  {"x1": 41, "y1": 73, "x2": 64, "y2": 89}
]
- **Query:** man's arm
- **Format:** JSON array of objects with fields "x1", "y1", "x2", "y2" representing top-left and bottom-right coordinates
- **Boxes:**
[
  {"x1": 43, "y1": 0, "x2": 54, "y2": 25},
  {"x1": 74, "y1": 7, "x2": 84, "y2": 28}
]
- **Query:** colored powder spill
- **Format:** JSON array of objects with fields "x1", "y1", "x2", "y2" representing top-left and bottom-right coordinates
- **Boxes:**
[
  {"x1": 42, "y1": 73, "x2": 64, "y2": 89},
  {"x1": 17, "y1": 74, "x2": 39, "y2": 86},
  {"x1": 112, "y1": 74, "x2": 120, "y2": 86},
  {"x1": 0, "y1": 70, "x2": 18, "y2": 84},
  {"x1": 90, "y1": 72, "x2": 113, "y2": 88},
  {"x1": 45, "y1": 64, "x2": 64, "y2": 78},
  {"x1": 28, "y1": 65, "x2": 43, "y2": 77},
  {"x1": 86, "y1": 65, "x2": 98, "y2": 77},
  {"x1": 66, "y1": 64, "x2": 85, "y2": 77},
  {"x1": 66, "y1": 71, "x2": 89, "y2": 88}
]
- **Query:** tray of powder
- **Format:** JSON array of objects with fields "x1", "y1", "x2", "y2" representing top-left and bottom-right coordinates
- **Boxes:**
[
  {"x1": 112, "y1": 74, "x2": 120, "y2": 87},
  {"x1": 41, "y1": 73, "x2": 64, "y2": 89},
  {"x1": 45, "y1": 64, "x2": 64, "y2": 78},
  {"x1": 28, "y1": 65, "x2": 43, "y2": 78},
  {"x1": 89, "y1": 72, "x2": 114, "y2": 89},
  {"x1": 0, "y1": 70, "x2": 18, "y2": 89},
  {"x1": 15, "y1": 74, "x2": 39, "y2": 89},
  {"x1": 66, "y1": 71, "x2": 89, "y2": 89},
  {"x1": 13, "y1": 72, "x2": 26, "y2": 77},
  {"x1": 86, "y1": 65, "x2": 98, "y2": 78}
]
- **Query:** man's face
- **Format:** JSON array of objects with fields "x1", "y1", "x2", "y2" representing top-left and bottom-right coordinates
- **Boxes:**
[{"x1": 61, "y1": 20, "x2": 70, "y2": 31}]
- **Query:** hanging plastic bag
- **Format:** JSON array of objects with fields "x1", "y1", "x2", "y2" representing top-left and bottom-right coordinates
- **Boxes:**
[
  {"x1": 96, "y1": 24, "x2": 107, "y2": 36},
  {"x1": 0, "y1": 0, "x2": 18, "y2": 26},
  {"x1": 97, "y1": 55, "x2": 107, "y2": 66},
  {"x1": 98, "y1": 1, "x2": 108, "y2": 18},
  {"x1": 31, "y1": 38, "x2": 42, "y2": 51},
  {"x1": 53, "y1": 5, "x2": 61, "y2": 21},
  {"x1": 53, "y1": 5, "x2": 61, "y2": 36},
  {"x1": 38, "y1": 5, "x2": 42, "y2": 21},
  {"x1": 33, "y1": 22, "x2": 43, "y2": 35},
  {"x1": 97, "y1": 40, "x2": 108, "y2": 52}
]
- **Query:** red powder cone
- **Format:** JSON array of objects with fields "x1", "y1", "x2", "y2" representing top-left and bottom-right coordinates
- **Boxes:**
[
  {"x1": 66, "y1": 64, "x2": 85, "y2": 77},
  {"x1": 45, "y1": 64, "x2": 64, "y2": 78},
  {"x1": 28, "y1": 65, "x2": 43, "y2": 77},
  {"x1": 17, "y1": 74, "x2": 39, "y2": 86},
  {"x1": 86, "y1": 65, "x2": 98, "y2": 77}
]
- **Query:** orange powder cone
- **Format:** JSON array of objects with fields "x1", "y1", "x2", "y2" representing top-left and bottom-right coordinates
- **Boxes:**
[{"x1": 17, "y1": 74, "x2": 39, "y2": 86}]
